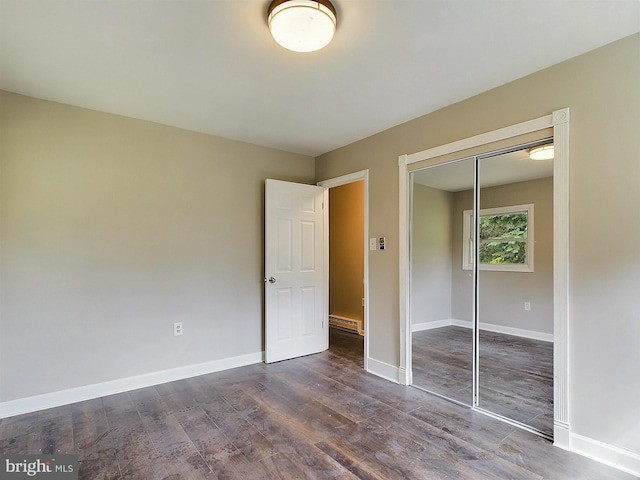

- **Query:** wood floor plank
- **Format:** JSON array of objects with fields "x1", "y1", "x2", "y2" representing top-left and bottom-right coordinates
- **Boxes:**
[
  {"x1": 264, "y1": 366, "x2": 383, "y2": 424},
  {"x1": 244, "y1": 372, "x2": 445, "y2": 479},
  {"x1": 412, "y1": 326, "x2": 554, "y2": 435},
  {"x1": 102, "y1": 392, "x2": 173, "y2": 479},
  {"x1": 0, "y1": 411, "x2": 39, "y2": 454},
  {"x1": 33, "y1": 405, "x2": 75, "y2": 455},
  {"x1": 294, "y1": 355, "x2": 441, "y2": 413},
  {"x1": 174, "y1": 406, "x2": 248, "y2": 479},
  {"x1": 129, "y1": 388, "x2": 213, "y2": 479},
  {"x1": 494, "y1": 429, "x2": 633, "y2": 480},
  {"x1": 1, "y1": 328, "x2": 636, "y2": 479},
  {"x1": 199, "y1": 394, "x2": 278, "y2": 463},
  {"x1": 72, "y1": 398, "x2": 113, "y2": 456},
  {"x1": 314, "y1": 441, "x2": 390, "y2": 480},
  {"x1": 231, "y1": 376, "x2": 387, "y2": 480},
  {"x1": 228, "y1": 452, "x2": 308, "y2": 480},
  {"x1": 241, "y1": 378, "x2": 357, "y2": 444},
  {"x1": 71, "y1": 398, "x2": 121, "y2": 479},
  {"x1": 225, "y1": 383, "x2": 361, "y2": 480},
  {"x1": 359, "y1": 406, "x2": 541, "y2": 480},
  {"x1": 408, "y1": 397, "x2": 518, "y2": 453}
]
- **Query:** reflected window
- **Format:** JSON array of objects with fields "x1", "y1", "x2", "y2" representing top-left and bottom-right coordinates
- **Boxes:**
[{"x1": 463, "y1": 204, "x2": 534, "y2": 272}]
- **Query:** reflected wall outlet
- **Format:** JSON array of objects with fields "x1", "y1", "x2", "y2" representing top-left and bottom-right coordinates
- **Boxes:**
[
  {"x1": 174, "y1": 322, "x2": 183, "y2": 336},
  {"x1": 524, "y1": 302, "x2": 531, "y2": 311}
]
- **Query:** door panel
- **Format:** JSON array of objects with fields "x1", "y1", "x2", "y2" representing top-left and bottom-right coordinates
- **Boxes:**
[
  {"x1": 410, "y1": 159, "x2": 475, "y2": 406},
  {"x1": 477, "y1": 149, "x2": 554, "y2": 436},
  {"x1": 265, "y1": 179, "x2": 327, "y2": 363}
]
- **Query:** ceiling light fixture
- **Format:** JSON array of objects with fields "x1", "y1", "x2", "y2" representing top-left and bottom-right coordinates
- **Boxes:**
[
  {"x1": 268, "y1": 0, "x2": 337, "y2": 53},
  {"x1": 529, "y1": 144, "x2": 555, "y2": 160}
]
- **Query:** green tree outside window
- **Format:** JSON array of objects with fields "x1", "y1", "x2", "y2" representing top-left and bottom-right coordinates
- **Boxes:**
[
  {"x1": 478, "y1": 213, "x2": 527, "y2": 265},
  {"x1": 462, "y1": 204, "x2": 533, "y2": 272}
]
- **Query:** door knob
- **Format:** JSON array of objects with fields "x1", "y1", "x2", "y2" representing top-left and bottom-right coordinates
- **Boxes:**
[{"x1": 266, "y1": 277, "x2": 276, "y2": 284}]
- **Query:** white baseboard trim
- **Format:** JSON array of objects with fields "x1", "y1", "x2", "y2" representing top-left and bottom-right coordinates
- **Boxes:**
[
  {"x1": 0, "y1": 351, "x2": 264, "y2": 419},
  {"x1": 411, "y1": 319, "x2": 453, "y2": 332},
  {"x1": 366, "y1": 357, "x2": 400, "y2": 384},
  {"x1": 398, "y1": 367, "x2": 410, "y2": 386},
  {"x1": 480, "y1": 321, "x2": 554, "y2": 342},
  {"x1": 554, "y1": 421, "x2": 571, "y2": 451},
  {"x1": 449, "y1": 318, "x2": 471, "y2": 328},
  {"x1": 571, "y1": 433, "x2": 640, "y2": 477},
  {"x1": 416, "y1": 318, "x2": 554, "y2": 342}
]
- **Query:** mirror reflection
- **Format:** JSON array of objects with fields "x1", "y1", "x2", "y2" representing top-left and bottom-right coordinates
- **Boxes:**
[
  {"x1": 410, "y1": 142, "x2": 554, "y2": 437},
  {"x1": 478, "y1": 147, "x2": 554, "y2": 436},
  {"x1": 410, "y1": 158, "x2": 474, "y2": 406}
]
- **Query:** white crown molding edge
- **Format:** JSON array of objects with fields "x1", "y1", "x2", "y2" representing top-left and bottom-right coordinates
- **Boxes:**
[{"x1": 0, "y1": 351, "x2": 264, "y2": 419}]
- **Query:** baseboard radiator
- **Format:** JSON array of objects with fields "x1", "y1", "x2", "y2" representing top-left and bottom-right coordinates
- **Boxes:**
[{"x1": 329, "y1": 315, "x2": 364, "y2": 336}]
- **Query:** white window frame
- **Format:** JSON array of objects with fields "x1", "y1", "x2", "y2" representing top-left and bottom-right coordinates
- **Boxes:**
[{"x1": 463, "y1": 203, "x2": 534, "y2": 272}]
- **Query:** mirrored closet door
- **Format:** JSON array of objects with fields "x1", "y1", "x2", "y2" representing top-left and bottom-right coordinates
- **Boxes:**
[
  {"x1": 476, "y1": 145, "x2": 554, "y2": 436},
  {"x1": 410, "y1": 158, "x2": 474, "y2": 406},
  {"x1": 410, "y1": 141, "x2": 554, "y2": 438}
]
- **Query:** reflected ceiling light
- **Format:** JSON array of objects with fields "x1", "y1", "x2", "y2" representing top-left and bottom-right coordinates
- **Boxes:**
[
  {"x1": 529, "y1": 145, "x2": 554, "y2": 160},
  {"x1": 268, "y1": 0, "x2": 337, "y2": 53}
]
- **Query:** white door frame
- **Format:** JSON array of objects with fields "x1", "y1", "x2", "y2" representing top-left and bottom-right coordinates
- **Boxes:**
[
  {"x1": 318, "y1": 170, "x2": 370, "y2": 371},
  {"x1": 398, "y1": 109, "x2": 571, "y2": 448}
]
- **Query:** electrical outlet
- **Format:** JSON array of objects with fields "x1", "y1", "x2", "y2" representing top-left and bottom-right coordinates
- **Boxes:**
[
  {"x1": 174, "y1": 322, "x2": 183, "y2": 336},
  {"x1": 524, "y1": 302, "x2": 531, "y2": 311}
]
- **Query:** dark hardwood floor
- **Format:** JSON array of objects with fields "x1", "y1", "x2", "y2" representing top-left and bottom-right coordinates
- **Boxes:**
[
  {"x1": 412, "y1": 326, "x2": 554, "y2": 436},
  {"x1": 0, "y1": 328, "x2": 633, "y2": 479},
  {"x1": 412, "y1": 326, "x2": 473, "y2": 406}
]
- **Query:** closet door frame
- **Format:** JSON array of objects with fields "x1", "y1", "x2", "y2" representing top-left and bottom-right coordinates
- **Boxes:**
[{"x1": 398, "y1": 108, "x2": 570, "y2": 448}]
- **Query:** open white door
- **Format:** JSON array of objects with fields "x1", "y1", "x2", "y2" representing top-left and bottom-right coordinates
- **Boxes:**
[{"x1": 265, "y1": 179, "x2": 328, "y2": 363}]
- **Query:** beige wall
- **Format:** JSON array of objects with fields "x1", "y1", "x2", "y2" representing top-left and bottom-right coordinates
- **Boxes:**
[
  {"x1": 479, "y1": 177, "x2": 553, "y2": 334},
  {"x1": 412, "y1": 176, "x2": 553, "y2": 334},
  {"x1": 329, "y1": 181, "x2": 365, "y2": 323},
  {"x1": 0, "y1": 90, "x2": 314, "y2": 402},
  {"x1": 450, "y1": 188, "x2": 473, "y2": 324},
  {"x1": 450, "y1": 177, "x2": 554, "y2": 334},
  {"x1": 316, "y1": 34, "x2": 640, "y2": 453},
  {"x1": 410, "y1": 184, "x2": 453, "y2": 325}
]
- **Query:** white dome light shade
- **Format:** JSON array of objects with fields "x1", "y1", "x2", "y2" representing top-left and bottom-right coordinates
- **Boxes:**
[
  {"x1": 268, "y1": 0, "x2": 337, "y2": 53},
  {"x1": 529, "y1": 145, "x2": 555, "y2": 160}
]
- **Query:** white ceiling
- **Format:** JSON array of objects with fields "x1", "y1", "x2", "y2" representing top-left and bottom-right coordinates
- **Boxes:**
[
  {"x1": 1, "y1": 1, "x2": 638, "y2": 157},
  {"x1": 412, "y1": 147, "x2": 554, "y2": 192}
]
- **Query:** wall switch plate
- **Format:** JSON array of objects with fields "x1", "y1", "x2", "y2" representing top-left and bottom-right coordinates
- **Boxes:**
[
  {"x1": 174, "y1": 322, "x2": 183, "y2": 336},
  {"x1": 524, "y1": 302, "x2": 531, "y2": 311},
  {"x1": 369, "y1": 238, "x2": 377, "y2": 251}
]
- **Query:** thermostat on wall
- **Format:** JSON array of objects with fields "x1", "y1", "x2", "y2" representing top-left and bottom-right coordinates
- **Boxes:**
[{"x1": 379, "y1": 237, "x2": 386, "y2": 250}]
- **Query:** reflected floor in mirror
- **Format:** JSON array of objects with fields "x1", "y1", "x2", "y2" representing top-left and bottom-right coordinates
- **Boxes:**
[{"x1": 412, "y1": 325, "x2": 553, "y2": 436}]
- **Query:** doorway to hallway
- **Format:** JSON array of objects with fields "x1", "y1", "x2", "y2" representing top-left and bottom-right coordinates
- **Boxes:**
[{"x1": 319, "y1": 170, "x2": 369, "y2": 367}]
